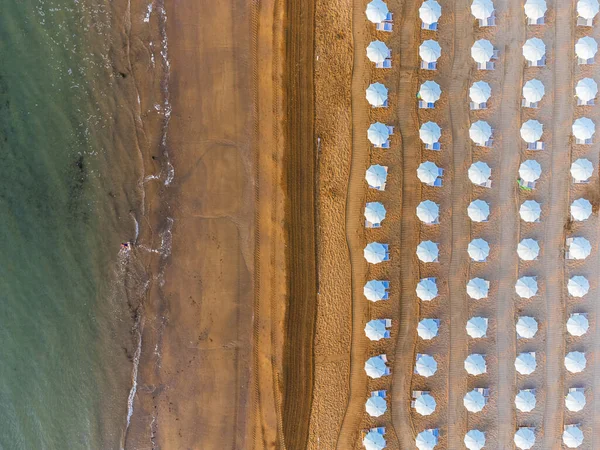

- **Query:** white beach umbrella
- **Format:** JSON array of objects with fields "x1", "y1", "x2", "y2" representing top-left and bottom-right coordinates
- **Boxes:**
[
  {"x1": 515, "y1": 276, "x2": 538, "y2": 298},
  {"x1": 365, "y1": 320, "x2": 387, "y2": 341},
  {"x1": 523, "y1": 38, "x2": 546, "y2": 63},
  {"x1": 417, "y1": 161, "x2": 440, "y2": 184},
  {"x1": 517, "y1": 238, "x2": 540, "y2": 261},
  {"x1": 571, "y1": 158, "x2": 594, "y2": 182},
  {"x1": 520, "y1": 120, "x2": 543, "y2": 143},
  {"x1": 417, "y1": 318, "x2": 439, "y2": 339},
  {"x1": 467, "y1": 199, "x2": 490, "y2": 222},
  {"x1": 420, "y1": 40, "x2": 442, "y2": 63},
  {"x1": 364, "y1": 202, "x2": 387, "y2": 224},
  {"x1": 417, "y1": 200, "x2": 440, "y2": 224},
  {"x1": 416, "y1": 241, "x2": 439, "y2": 263},
  {"x1": 364, "y1": 242, "x2": 388, "y2": 264},
  {"x1": 367, "y1": 40, "x2": 390, "y2": 64},
  {"x1": 567, "y1": 314, "x2": 589, "y2": 336},
  {"x1": 563, "y1": 425, "x2": 584, "y2": 448},
  {"x1": 572, "y1": 117, "x2": 596, "y2": 140},
  {"x1": 464, "y1": 430, "x2": 486, "y2": 450},
  {"x1": 467, "y1": 277, "x2": 489, "y2": 299},
  {"x1": 515, "y1": 390, "x2": 537, "y2": 412},
  {"x1": 516, "y1": 316, "x2": 538, "y2": 338},
  {"x1": 578, "y1": 0, "x2": 600, "y2": 19},
  {"x1": 415, "y1": 354, "x2": 438, "y2": 377},
  {"x1": 524, "y1": 0, "x2": 547, "y2": 19},
  {"x1": 366, "y1": 164, "x2": 387, "y2": 189},
  {"x1": 364, "y1": 356, "x2": 387, "y2": 378},
  {"x1": 471, "y1": 0, "x2": 495, "y2": 20},
  {"x1": 419, "y1": 80, "x2": 442, "y2": 103},
  {"x1": 520, "y1": 200, "x2": 541, "y2": 223},
  {"x1": 464, "y1": 354, "x2": 487, "y2": 375},
  {"x1": 469, "y1": 81, "x2": 492, "y2": 104},
  {"x1": 365, "y1": 395, "x2": 388, "y2": 417},
  {"x1": 364, "y1": 280, "x2": 387, "y2": 301},
  {"x1": 576, "y1": 78, "x2": 598, "y2": 102},
  {"x1": 522, "y1": 79, "x2": 545, "y2": 103},
  {"x1": 466, "y1": 317, "x2": 488, "y2": 338},
  {"x1": 463, "y1": 390, "x2": 486, "y2": 412},
  {"x1": 515, "y1": 352, "x2": 537, "y2": 375},
  {"x1": 368, "y1": 122, "x2": 390, "y2": 146},
  {"x1": 468, "y1": 238, "x2": 490, "y2": 262},
  {"x1": 363, "y1": 430, "x2": 386, "y2": 450},
  {"x1": 366, "y1": 82, "x2": 388, "y2": 107},
  {"x1": 571, "y1": 198, "x2": 592, "y2": 221},
  {"x1": 565, "y1": 351, "x2": 587, "y2": 373},
  {"x1": 414, "y1": 393, "x2": 437, "y2": 416},
  {"x1": 514, "y1": 428, "x2": 536, "y2": 450},
  {"x1": 365, "y1": 0, "x2": 389, "y2": 23},
  {"x1": 416, "y1": 278, "x2": 438, "y2": 301},
  {"x1": 576, "y1": 36, "x2": 598, "y2": 59},
  {"x1": 568, "y1": 276, "x2": 590, "y2": 297},
  {"x1": 519, "y1": 160, "x2": 542, "y2": 182},
  {"x1": 420, "y1": 0, "x2": 442, "y2": 24},
  {"x1": 565, "y1": 391, "x2": 586, "y2": 412},
  {"x1": 471, "y1": 39, "x2": 494, "y2": 63},
  {"x1": 469, "y1": 120, "x2": 492, "y2": 145},
  {"x1": 416, "y1": 430, "x2": 438, "y2": 450},
  {"x1": 420, "y1": 121, "x2": 442, "y2": 144},
  {"x1": 568, "y1": 237, "x2": 592, "y2": 260},
  {"x1": 468, "y1": 161, "x2": 491, "y2": 185}
]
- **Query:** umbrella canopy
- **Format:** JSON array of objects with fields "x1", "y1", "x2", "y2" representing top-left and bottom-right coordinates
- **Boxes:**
[
  {"x1": 466, "y1": 317, "x2": 488, "y2": 338},
  {"x1": 519, "y1": 160, "x2": 542, "y2": 182},
  {"x1": 576, "y1": 78, "x2": 598, "y2": 102},
  {"x1": 515, "y1": 276, "x2": 538, "y2": 298},
  {"x1": 470, "y1": 81, "x2": 492, "y2": 103},
  {"x1": 417, "y1": 278, "x2": 438, "y2": 301},
  {"x1": 420, "y1": 0, "x2": 442, "y2": 24},
  {"x1": 365, "y1": 202, "x2": 387, "y2": 224},
  {"x1": 363, "y1": 430, "x2": 386, "y2": 450},
  {"x1": 524, "y1": 0, "x2": 547, "y2": 19},
  {"x1": 364, "y1": 280, "x2": 387, "y2": 301},
  {"x1": 571, "y1": 158, "x2": 594, "y2": 182},
  {"x1": 420, "y1": 121, "x2": 442, "y2": 144},
  {"x1": 468, "y1": 238, "x2": 490, "y2": 262},
  {"x1": 467, "y1": 277, "x2": 489, "y2": 299},
  {"x1": 565, "y1": 391, "x2": 586, "y2": 412},
  {"x1": 515, "y1": 390, "x2": 537, "y2": 412},
  {"x1": 366, "y1": 0, "x2": 389, "y2": 23},
  {"x1": 578, "y1": 0, "x2": 600, "y2": 19},
  {"x1": 468, "y1": 199, "x2": 490, "y2": 222},
  {"x1": 417, "y1": 241, "x2": 439, "y2": 263},
  {"x1": 565, "y1": 351, "x2": 587, "y2": 373},
  {"x1": 471, "y1": 39, "x2": 494, "y2": 63},
  {"x1": 417, "y1": 200, "x2": 440, "y2": 224},
  {"x1": 567, "y1": 314, "x2": 589, "y2": 336},
  {"x1": 414, "y1": 393, "x2": 437, "y2": 416},
  {"x1": 571, "y1": 198, "x2": 592, "y2": 221},
  {"x1": 464, "y1": 354, "x2": 487, "y2": 375},
  {"x1": 576, "y1": 36, "x2": 598, "y2": 59},
  {"x1": 366, "y1": 82, "x2": 388, "y2": 106},
  {"x1": 563, "y1": 425, "x2": 584, "y2": 448},
  {"x1": 365, "y1": 395, "x2": 388, "y2": 417},
  {"x1": 418, "y1": 318, "x2": 439, "y2": 339},
  {"x1": 514, "y1": 428, "x2": 536, "y2": 449},
  {"x1": 366, "y1": 164, "x2": 387, "y2": 188},
  {"x1": 367, "y1": 40, "x2": 390, "y2": 64},
  {"x1": 568, "y1": 275, "x2": 589, "y2": 297},
  {"x1": 420, "y1": 40, "x2": 442, "y2": 63},
  {"x1": 419, "y1": 80, "x2": 442, "y2": 103},
  {"x1": 416, "y1": 430, "x2": 438, "y2": 450},
  {"x1": 515, "y1": 352, "x2": 537, "y2": 375},
  {"x1": 365, "y1": 320, "x2": 387, "y2": 341},
  {"x1": 469, "y1": 120, "x2": 492, "y2": 145},
  {"x1": 368, "y1": 122, "x2": 390, "y2": 146},
  {"x1": 516, "y1": 316, "x2": 538, "y2": 338},
  {"x1": 415, "y1": 354, "x2": 438, "y2": 377},
  {"x1": 517, "y1": 238, "x2": 540, "y2": 261},
  {"x1": 417, "y1": 161, "x2": 440, "y2": 184},
  {"x1": 365, "y1": 356, "x2": 387, "y2": 378},
  {"x1": 471, "y1": 0, "x2": 495, "y2": 20},
  {"x1": 364, "y1": 242, "x2": 388, "y2": 264},
  {"x1": 463, "y1": 390, "x2": 486, "y2": 412},
  {"x1": 568, "y1": 237, "x2": 592, "y2": 260},
  {"x1": 520, "y1": 120, "x2": 543, "y2": 143},
  {"x1": 468, "y1": 161, "x2": 491, "y2": 185},
  {"x1": 522, "y1": 79, "x2": 545, "y2": 103},
  {"x1": 572, "y1": 117, "x2": 595, "y2": 140},
  {"x1": 464, "y1": 430, "x2": 486, "y2": 450},
  {"x1": 520, "y1": 200, "x2": 541, "y2": 222},
  {"x1": 523, "y1": 38, "x2": 546, "y2": 62}
]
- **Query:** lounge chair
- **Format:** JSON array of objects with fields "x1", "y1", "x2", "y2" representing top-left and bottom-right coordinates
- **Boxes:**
[
  {"x1": 527, "y1": 17, "x2": 545, "y2": 25},
  {"x1": 578, "y1": 57, "x2": 595, "y2": 65},
  {"x1": 375, "y1": 58, "x2": 392, "y2": 69},
  {"x1": 478, "y1": 12, "x2": 496, "y2": 27},
  {"x1": 527, "y1": 141, "x2": 545, "y2": 150},
  {"x1": 576, "y1": 98, "x2": 594, "y2": 106},
  {"x1": 418, "y1": 100, "x2": 436, "y2": 109},
  {"x1": 376, "y1": 22, "x2": 393, "y2": 32},
  {"x1": 421, "y1": 22, "x2": 438, "y2": 31},
  {"x1": 577, "y1": 17, "x2": 594, "y2": 27},
  {"x1": 381, "y1": 280, "x2": 390, "y2": 289},
  {"x1": 420, "y1": 61, "x2": 437, "y2": 70},
  {"x1": 470, "y1": 101, "x2": 487, "y2": 110},
  {"x1": 425, "y1": 142, "x2": 441, "y2": 151},
  {"x1": 528, "y1": 56, "x2": 546, "y2": 67},
  {"x1": 384, "y1": 319, "x2": 392, "y2": 328},
  {"x1": 372, "y1": 390, "x2": 387, "y2": 398},
  {"x1": 385, "y1": 12, "x2": 393, "y2": 21},
  {"x1": 481, "y1": 179, "x2": 492, "y2": 188},
  {"x1": 437, "y1": 168, "x2": 444, "y2": 177},
  {"x1": 573, "y1": 177, "x2": 590, "y2": 184},
  {"x1": 383, "y1": 330, "x2": 391, "y2": 338},
  {"x1": 478, "y1": 61, "x2": 495, "y2": 70},
  {"x1": 379, "y1": 140, "x2": 390, "y2": 149},
  {"x1": 522, "y1": 99, "x2": 539, "y2": 108},
  {"x1": 433, "y1": 178, "x2": 443, "y2": 187}
]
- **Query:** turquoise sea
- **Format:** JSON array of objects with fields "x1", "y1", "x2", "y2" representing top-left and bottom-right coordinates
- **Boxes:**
[{"x1": 0, "y1": 0, "x2": 147, "y2": 448}]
